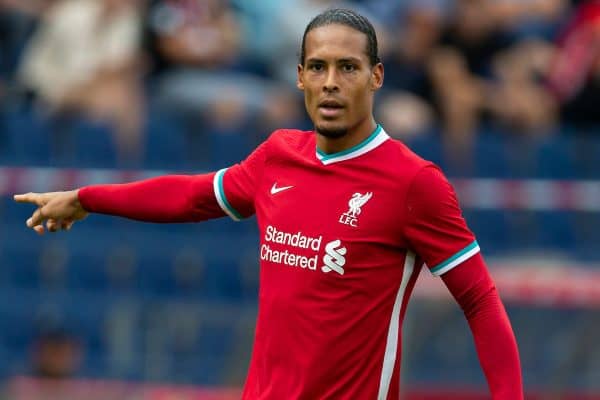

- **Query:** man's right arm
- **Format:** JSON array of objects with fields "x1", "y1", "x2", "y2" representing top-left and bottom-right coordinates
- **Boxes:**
[
  {"x1": 78, "y1": 173, "x2": 224, "y2": 222},
  {"x1": 13, "y1": 173, "x2": 225, "y2": 234},
  {"x1": 82, "y1": 133, "x2": 273, "y2": 223}
]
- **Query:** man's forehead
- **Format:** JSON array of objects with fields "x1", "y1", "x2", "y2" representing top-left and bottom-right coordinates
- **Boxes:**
[{"x1": 304, "y1": 24, "x2": 369, "y2": 62}]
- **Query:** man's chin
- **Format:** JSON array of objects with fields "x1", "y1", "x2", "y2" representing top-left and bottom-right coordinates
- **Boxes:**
[{"x1": 315, "y1": 123, "x2": 348, "y2": 139}]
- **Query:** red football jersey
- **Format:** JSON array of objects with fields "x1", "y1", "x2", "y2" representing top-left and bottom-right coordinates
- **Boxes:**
[{"x1": 214, "y1": 125, "x2": 479, "y2": 400}]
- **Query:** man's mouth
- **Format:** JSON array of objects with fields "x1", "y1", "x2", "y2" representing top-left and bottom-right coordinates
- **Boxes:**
[{"x1": 318, "y1": 100, "x2": 344, "y2": 117}]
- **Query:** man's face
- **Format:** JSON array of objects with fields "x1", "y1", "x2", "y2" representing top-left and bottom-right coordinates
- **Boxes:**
[{"x1": 297, "y1": 24, "x2": 383, "y2": 138}]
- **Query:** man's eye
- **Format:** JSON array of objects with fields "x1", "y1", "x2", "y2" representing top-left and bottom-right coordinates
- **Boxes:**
[
  {"x1": 309, "y1": 64, "x2": 324, "y2": 71},
  {"x1": 343, "y1": 64, "x2": 356, "y2": 72}
]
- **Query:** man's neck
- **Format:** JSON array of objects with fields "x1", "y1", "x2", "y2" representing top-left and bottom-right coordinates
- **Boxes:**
[{"x1": 316, "y1": 118, "x2": 378, "y2": 155}]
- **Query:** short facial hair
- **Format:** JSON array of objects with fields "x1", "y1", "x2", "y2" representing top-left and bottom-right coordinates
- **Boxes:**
[{"x1": 315, "y1": 125, "x2": 348, "y2": 139}]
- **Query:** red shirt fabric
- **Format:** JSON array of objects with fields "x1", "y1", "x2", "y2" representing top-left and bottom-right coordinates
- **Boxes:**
[{"x1": 78, "y1": 125, "x2": 522, "y2": 399}]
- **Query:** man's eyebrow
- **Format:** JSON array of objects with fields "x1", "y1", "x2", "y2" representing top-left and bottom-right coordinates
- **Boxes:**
[
  {"x1": 306, "y1": 57, "x2": 363, "y2": 63},
  {"x1": 337, "y1": 57, "x2": 362, "y2": 63}
]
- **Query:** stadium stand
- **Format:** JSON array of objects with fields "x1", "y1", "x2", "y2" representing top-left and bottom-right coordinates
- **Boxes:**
[{"x1": 1, "y1": 0, "x2": 600, "y2": 397}]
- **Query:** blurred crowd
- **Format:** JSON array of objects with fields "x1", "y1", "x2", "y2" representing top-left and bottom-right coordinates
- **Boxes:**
[
  {"x1": 1, "y1": 1, "x2": 600, "y2": 391},
  {"x1": 1, "y1": 0, "x2": 599, "y2": 168}
]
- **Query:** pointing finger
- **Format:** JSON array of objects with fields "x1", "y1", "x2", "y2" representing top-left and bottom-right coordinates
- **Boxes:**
[{"x1": 14, "y1": 193, "x2": 45, "y2": 206}]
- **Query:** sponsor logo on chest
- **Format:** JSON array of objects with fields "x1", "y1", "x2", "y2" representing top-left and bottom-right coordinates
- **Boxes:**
[{"x1": 261, "y1": 225, "x2": 347, "y2": 275}]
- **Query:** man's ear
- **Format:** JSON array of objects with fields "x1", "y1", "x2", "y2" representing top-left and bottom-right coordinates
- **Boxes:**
[
  {"x1": 371, "y1": 63, "x2": 384, "y2": 91},
  {"x1": 297, "y1": 64, "x2": 305, "y2": 91}
]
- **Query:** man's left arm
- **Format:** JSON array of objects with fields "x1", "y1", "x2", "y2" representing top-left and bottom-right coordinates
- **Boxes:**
[
  {"x1": 442, "y1": 253, "x2": 523, "y2": 399},
  {"x1": 404, "y1": 165, "x2": 523, "y2": 399}
]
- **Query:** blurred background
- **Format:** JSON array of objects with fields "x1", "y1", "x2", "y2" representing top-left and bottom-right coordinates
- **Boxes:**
[{"x1": 0, "y1": 0, "x2": 599, "y2": 399}]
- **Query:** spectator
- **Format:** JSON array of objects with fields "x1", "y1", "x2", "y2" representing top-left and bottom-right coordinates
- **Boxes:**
[
  {"x1": 487, "y1": 38, "x2": 558, "y2": 134},
  {"x1": 482, "y1": 0, "x2": 566, "y2": 40},
  {"x1": 427, "y1": 45, "x2": 485, "y2": 166},
  {"x1": 547, "y1": 0, "x2": 600, "y2": 128},
  {"x1": 19, "y1": 0, "x2": 145, "y2": 166},
  {"x1": 31, "y1": 329, "x2": 83, "y2": 380},
  {"x1": 146, "y1": 0, "x2": 302, "y2": 164},
  {"x1": 146, "y1": 0, "x2": 241, "y2": 76},
  {"x1": 366, "y1": 0, "x2": 445, "y2": 139},
  {"x1": 424, "y1": 0, "x2": 564, "y2": 170},
  {"x1": 429, "y1": 0, "x2": 514, "y2": 145},
  {"x1": 0, "y1": 0, "x2": 51, "y2": 106}
]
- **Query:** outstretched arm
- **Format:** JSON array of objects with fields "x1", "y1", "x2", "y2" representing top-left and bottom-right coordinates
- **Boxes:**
[
  {"x1": 14, "y1": 173, "x2": 224, "y2": 234},
  {"x1": 442, "y1": 253, "x2": 523, "y2": 399}
]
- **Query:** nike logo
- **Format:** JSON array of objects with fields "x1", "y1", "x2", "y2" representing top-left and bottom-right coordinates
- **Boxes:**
[{"x1": 271, "y1": 183, "x2": 294, "y2": 195}]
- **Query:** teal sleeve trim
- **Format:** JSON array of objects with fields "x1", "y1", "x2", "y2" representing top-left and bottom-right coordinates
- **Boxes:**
[
  {"x1": 214, "y1": 168, "x2": 243, "y2": 221},
  {"x1": 430, "y1": 240, "x2": 480, "y2": 276}
]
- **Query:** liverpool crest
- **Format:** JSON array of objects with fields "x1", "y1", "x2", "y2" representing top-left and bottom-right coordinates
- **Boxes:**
[{"x1": 339, "y1": 192, "x2": 372, "y2": 227}]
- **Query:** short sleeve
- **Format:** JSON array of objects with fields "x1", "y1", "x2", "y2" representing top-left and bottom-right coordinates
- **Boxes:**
[
  {"x1": 404, "y1": 165, "x2": 480, "y2": 276},
  {"x1": 213, "y1": 138, "x2": 269, "y2": 220}
]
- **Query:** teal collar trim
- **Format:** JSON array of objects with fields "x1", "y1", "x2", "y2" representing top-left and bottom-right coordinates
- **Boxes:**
[{"x1": 316, "y1": 124, "x2": 389, "y2": 165}]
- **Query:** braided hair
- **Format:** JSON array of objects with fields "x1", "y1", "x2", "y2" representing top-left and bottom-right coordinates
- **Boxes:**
[{"x1": 299, "y1": 8, "x2": 380, "y2": 67}]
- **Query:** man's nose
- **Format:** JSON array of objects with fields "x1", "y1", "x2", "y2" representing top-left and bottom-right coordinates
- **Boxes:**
[{"x1": 323, "y1": 68, "x2": 339, "y2": 92}]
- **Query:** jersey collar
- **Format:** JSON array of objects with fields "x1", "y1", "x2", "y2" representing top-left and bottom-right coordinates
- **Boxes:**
[{"x1": 315, "y1": 124, "x2": 390, "y2": 165}]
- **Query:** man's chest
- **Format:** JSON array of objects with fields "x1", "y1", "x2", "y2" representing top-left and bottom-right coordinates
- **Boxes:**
[
  {"x1": 251, "y1": 160, "x2": 411, "y2": 301},
  {"x1": 254, "y1": 162, "x2": 405, "y2": 251}
]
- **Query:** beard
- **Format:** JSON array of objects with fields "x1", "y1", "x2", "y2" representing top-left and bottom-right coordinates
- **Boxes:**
[{"x1": 315, "y1": 124, "x2": 348, "y2": 139}]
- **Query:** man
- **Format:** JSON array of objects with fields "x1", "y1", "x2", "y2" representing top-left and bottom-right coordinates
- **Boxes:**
[{"x1": 14, "y1": 8, "x2": 523, "y2": 399}]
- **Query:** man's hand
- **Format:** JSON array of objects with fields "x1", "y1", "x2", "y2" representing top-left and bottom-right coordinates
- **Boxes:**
[{"x1": 13, "y1": 190, "x2": 89, "y2": 235}]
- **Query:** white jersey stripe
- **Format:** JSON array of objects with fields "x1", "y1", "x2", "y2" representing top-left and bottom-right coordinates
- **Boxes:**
[
  {"x1": 430, "y1": 241, "x2": 480, "y2": 276},
  {"x1": 377, "y1": 251, "x2": 416, "y2": 400},
  {"x1": 213, "y1": 168, "x2": 242, "y2": 221}
]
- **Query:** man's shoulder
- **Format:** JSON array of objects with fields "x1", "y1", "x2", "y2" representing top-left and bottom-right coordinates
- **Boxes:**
[
  {"x1": 381, "y1": 137, "x2": 436, "y2": 176},
  {"x1": 382, "y1": 139, "x2": 457, "y2": 201},
  {"x1": 269, "y1": 128, "x2": 314, "y2": 144},
  {"x1": 264, "y1": 128, "x2": 315, "y2": 154}
]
